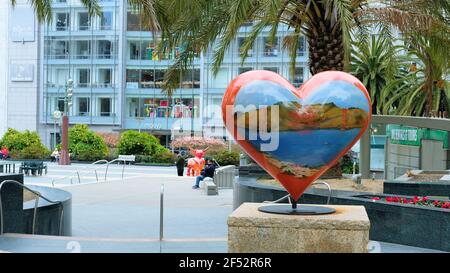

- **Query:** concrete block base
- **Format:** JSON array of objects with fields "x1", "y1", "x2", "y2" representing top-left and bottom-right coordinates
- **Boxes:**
[{"x1": 228, "y1": 203, "x2": 370, "y2": 253}]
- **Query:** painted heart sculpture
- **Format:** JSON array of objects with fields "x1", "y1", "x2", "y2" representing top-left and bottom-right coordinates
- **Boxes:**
[{"x1": 222, "y1": 70, "x2": 371, "y2": 201}]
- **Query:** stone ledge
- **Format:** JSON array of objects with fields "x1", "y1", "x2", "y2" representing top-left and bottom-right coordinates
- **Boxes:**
[
  {"x1": 228, "y1": 203, "x2": 370, "y2": 230},
  {"x1": 228, "y1": 203, "x2": 370, "y2": 253}
]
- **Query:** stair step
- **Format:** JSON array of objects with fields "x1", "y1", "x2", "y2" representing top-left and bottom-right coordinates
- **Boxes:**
[{"x1": 0, "y1": 234, "x2": 227, "y2": 253}]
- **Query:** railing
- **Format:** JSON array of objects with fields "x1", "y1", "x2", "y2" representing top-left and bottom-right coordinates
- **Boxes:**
[
  {"x1": 104, "y1": 159, "x2": 127, "y2": 182},
  {"x1": 263, "y1": 181, "x2": 332, "y2": 205},
  {"x1": 51, "y1": 160, "x2": 109, "y2": 187},
  {"x1": 0, "y1": 180, "x2": 64, "y2": 236}
]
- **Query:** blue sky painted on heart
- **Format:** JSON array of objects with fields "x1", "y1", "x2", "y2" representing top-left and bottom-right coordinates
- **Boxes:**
[
  {"x1": 234, "y1": 79, "x2": 369, "y2": 112},
  {"x1": 302, "y1": 80, "x2": 370, "y2": 112}
]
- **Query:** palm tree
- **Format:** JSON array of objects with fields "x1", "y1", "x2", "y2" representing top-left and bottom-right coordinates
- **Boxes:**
[
  {"x1": 382, "y1": 32, "x2": 449, "y2": 117},
  {"x1": 154, "y1": 0, "x2": 448, "y2": 97},
  {"x1": 351, "y1": 29, "x2": 410, "y2": 114}
]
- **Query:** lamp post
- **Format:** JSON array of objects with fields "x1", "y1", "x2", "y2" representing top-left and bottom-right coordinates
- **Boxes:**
[{"x1": 59, "y1": 78, "x2": 73, "y2": 165}]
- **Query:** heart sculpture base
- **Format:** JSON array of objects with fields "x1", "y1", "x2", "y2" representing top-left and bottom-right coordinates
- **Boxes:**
[{"x1": 258, "y1": 204, "x2": 336, "y2": 215}]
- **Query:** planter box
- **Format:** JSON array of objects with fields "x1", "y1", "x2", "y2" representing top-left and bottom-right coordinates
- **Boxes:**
[
  {"x1": 384, "y1": 180, "x2": 450, "y2": 197},
  {"x1": 385, "y1": 170, "x2": 450, "y2": 197}
]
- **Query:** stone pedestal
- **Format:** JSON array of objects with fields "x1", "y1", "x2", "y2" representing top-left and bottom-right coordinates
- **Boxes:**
[{"x1": 228, "y1": 203, "x2": 370, "y2": 253}]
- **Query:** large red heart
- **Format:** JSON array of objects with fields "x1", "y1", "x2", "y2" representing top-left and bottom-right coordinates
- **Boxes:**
[{"x1": 222, "y1": 70, "x2": 371, "y2": 201}]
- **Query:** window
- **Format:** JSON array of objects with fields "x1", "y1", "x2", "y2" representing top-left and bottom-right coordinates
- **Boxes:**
[
  {"x1": 297, "y1": 36, "x2": 306, "y2": 56},
  {"x1": 238, "y1": 37, "x2": 253, "y2": 57},
  {"x1": 127, "y1": 11, "x2": 140, "y2": 31},
  {"x1": 128, "y1": 41, "x2": 140, "y2": 60},
  {"x1": 290, "y1": 67, "x2": 304, "y2": 87},
  {"x1": 100, "y1": 98, "x2": 112, "y2": 117},
  {"x1": 77, "y1": 98, "x2": 90, "y2": 116},
  {"x1": 56, "y1": 97, "x2": 65, "y2": 112},
  {"x1": 181, "y1": 69, "x2": 201, "y2": 88},
  {"x1": 98, "y1": 69, "x2": 112, "y2": 87},
  {"x1": 263, "y1": 67, "x2": 279, "y2": 74},
  {"x1": 56, "y1": 13, "x2": 70, "y2": 31},
  {"x1": 238, "y1": 67, "x2": 253, "y2": 74},
  {"x1": 51, "y1": 40, "x2": 70, "y2": 59},
  {"x1": 78, "y1": 12, "x2": 90, "y2": 30},
  {"x1": 263, "y1": 37, "x2": 280, "y2": 57},
  {"x1": 100, "y1": 12, "x2": 113, "y2": 30},
  {"x1": 127, "y1": 98, "x2": 140, "y2": 117},
  {"x1": 140, "y1": 70, "x2": 154, "y2": 88},
  {"x1": 78, "y1": 69, "x2": 90, "y2": 87},
  {"x1": 126, "y1": 69, "x2": 139, "y2": 88},
  {"x1": 75, "y1": 41, "x2": 90, "y2": 59},
  {"x1": 98, "y1": 40, "x2": 113, "y2": 59}
]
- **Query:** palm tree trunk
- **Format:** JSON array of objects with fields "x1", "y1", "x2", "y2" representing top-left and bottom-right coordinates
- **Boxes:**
[{"x1": 308, "y1": 19, "x2": 344, "y2": 75}]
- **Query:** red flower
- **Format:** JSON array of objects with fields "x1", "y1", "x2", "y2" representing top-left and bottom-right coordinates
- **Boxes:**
[
  {"x1": 372, "y1": 197, "x2": 381, "y2": 201},
  {"x1": 422, "y1": 196, "x2": 429, "y2": 202},
  {"x1": 442, "y1": 202, "x2": 450, "y2": 209}
]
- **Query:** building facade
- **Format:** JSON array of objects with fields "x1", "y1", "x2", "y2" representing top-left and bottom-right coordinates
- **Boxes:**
[
  {"x1": 2, "y1": 0, "x2": 309, "y2": 149},
  {"x1": 0, "y1": 0, "x2": 41, "y2": 137}
]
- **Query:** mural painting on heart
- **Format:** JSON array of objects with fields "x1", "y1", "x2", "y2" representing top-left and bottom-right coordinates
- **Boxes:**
[{"x1": 222, "y1": 70, "x2": 372, "y2": 202}]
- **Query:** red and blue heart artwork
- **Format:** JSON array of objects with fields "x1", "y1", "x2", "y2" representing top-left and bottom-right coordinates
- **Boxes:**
[{"x1": 222, "y1": 70, "x2": 372, "y2": 201}]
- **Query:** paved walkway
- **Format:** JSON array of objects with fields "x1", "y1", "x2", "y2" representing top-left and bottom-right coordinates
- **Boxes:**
[{"x1": 0, "y1": 164, "x2": 445, "y2": 253}]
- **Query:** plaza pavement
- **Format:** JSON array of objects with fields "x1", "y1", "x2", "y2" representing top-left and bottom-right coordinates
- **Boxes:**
[{"x1": 0, "y1": 163, "x2": 445, "y2": 253}]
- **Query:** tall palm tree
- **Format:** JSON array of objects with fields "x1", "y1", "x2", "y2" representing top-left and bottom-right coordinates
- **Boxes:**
[
  {"x1": 154, "y1": 0, "x2": 448, "y2": 97},
  {"x1": 351, "y1": 32, "x2": 408, "y2": 114}
]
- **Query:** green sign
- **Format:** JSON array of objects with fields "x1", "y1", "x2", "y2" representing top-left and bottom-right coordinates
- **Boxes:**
[{"x1": 387, "y1": 125, "x2": 448, "y2": 148}]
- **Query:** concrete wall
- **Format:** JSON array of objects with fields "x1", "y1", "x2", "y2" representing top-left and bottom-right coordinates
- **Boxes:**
[
  {"x1": 421, "y1": 140, "x2": 447, "y2": 170},
  {"x1": 385, "y1": 139, "x2": 420, "y2": 179},
  {"x1": 385, "y1": 138, "x2": 450, "y2": 180},
  {"x1": 0, "y1": 1, "x2": 39, "y2": 138},
  {"x1": 6, "y1": 1, "x2": 40, "y2": 132},
  {"x1": 0, "y1": 2, "x2": 9, "y2": 136}
]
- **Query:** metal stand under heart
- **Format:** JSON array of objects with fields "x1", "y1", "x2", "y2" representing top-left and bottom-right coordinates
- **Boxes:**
[{"x1": 222, "y1": 70, "x2": 372, "y2": 215}]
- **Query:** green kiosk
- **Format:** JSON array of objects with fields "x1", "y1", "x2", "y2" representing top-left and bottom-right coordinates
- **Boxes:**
[{"x1": 385, "y1": 125, "x2": 450, "y2": 179}]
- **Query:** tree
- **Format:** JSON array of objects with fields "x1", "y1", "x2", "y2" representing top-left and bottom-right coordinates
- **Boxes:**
[
  {"x1": 351, "y1": 29, "x2": 410, "y2": 114},
  {"x1": 154, "y1": 0, "x2": 448, "y2": 97}
]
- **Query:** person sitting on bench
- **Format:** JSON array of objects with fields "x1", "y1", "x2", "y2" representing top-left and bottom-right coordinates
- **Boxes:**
[{"x1": 192, "y1": 159, "x2": 217, "y2": 189}]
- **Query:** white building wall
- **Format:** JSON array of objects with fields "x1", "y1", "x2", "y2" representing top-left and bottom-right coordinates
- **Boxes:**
[
  {"x1": 0, "y1": 2, "x2": 9, "y2": 137},
  {"x1": 1, "y1": 1, "x2": 40, "y2": 135}
]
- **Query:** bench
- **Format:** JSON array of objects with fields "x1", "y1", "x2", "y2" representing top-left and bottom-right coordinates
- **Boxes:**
[
  {"x1": 118, "y1": 155, "x2": 136, "y2": 164},
  {"x1": 201, "y1": 177, "x2": 218, "y2": 196},
  {"x1": 19, "y1": 161, "x2": 47, "y2": 176}
]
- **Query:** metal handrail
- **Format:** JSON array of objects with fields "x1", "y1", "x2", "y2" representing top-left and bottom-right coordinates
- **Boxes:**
[
  {"x1": 0, "y1": 180, "x2": 64, "y2": 236},
  {"x1": 263, "y1": 181, "x2": 332, "y2": 205},
  {"x1": 311, "y1": 181, "x2": 332, "y2": 205},
  {"x1": 51, "y1": 160, "x2": 109, "y2": 187},
  {"x1": 104, "y1": 159, "x2": 127, "y2": 182}
]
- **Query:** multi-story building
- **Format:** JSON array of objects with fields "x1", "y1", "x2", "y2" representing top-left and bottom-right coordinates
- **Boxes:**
[{"x1": 4, "y1": 0, "x2": 309, "y2": 149}]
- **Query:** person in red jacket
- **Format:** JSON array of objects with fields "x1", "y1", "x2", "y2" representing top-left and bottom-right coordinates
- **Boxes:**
[{"x1": 0, "y1": 147, "x2": 9, "y2": 160}]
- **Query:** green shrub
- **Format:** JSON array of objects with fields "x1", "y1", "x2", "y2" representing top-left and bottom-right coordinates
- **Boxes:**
[
  {"x1": 68, "y1": 124, "x2": 108, "y2": 161},
  {"x1": 0, "y1": 128, "x2": 49, "y2": 160},
  {"x1": 153, "y1": 150, "x2": 176, "y2": 164},
  {"x1": 18, "y1": 142, "x2": 50, "y2": 160},
  {"x1": 117, "y1": 131, "x2": 168, "y2": 157},
  {"x1": 340, "y1": 153, "x2": 359, "y2": 174},
  {"x1": 214, "y1": 150, "x2": 240, "y2": 166}
]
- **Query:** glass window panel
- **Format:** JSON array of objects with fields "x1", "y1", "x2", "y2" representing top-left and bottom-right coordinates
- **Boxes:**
[
  {"x1": 263, "y1": 37, "x2": 280, "y2": 57},
  {"x1": 100, "y1": 98, "x2": 111, "y2": 117},
  {"x1": 78, "y1": 12, "x2": 90, "y2": 30},
  {"x1": 100, "y1": 11, "x2": 113, "y2": 30}
]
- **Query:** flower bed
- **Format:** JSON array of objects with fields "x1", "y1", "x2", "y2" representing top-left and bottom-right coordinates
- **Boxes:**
[{"x1": 371, "y1": 196, "x2": 450, "y2": 209}]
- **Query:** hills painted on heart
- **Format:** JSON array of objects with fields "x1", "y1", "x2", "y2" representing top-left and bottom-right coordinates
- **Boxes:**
[{"x1": 234, "y1": 101, "x2": 369, "y2": 132}]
